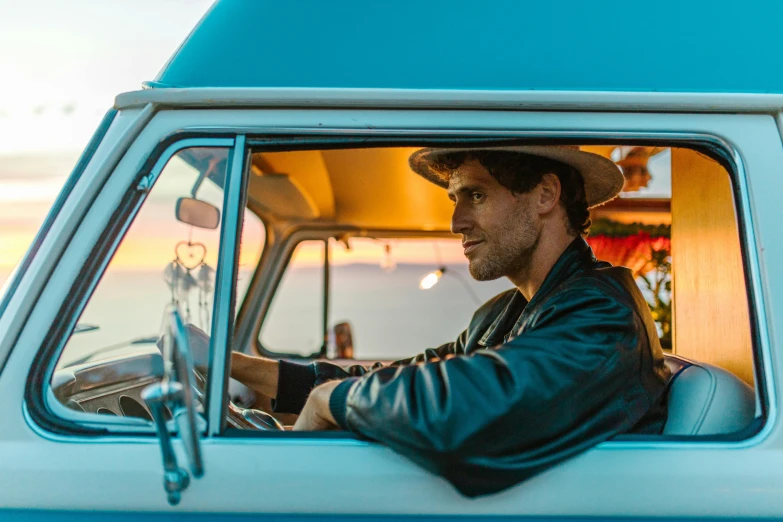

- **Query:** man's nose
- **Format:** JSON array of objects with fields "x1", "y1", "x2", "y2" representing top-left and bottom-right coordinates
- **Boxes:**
[{"x1": 451, "y1": 203, "x2": 472, "y2": 235}]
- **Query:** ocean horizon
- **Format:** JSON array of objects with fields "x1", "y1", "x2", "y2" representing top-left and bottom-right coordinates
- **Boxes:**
[{"x1": 3, "y1": 263, "x2": 514, "y2": 367}]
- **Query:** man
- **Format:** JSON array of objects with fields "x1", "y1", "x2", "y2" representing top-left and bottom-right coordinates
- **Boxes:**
[{"x1": 231, "y1": 146, "x2": 670, "y2": 497}]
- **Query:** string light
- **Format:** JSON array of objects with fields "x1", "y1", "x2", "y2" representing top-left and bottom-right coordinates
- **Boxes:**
[{"x1": 419, "y1": 268, "x2": 445, "y2": 290}]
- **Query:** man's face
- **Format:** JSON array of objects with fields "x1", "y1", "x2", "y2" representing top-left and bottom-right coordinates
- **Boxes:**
[{"x1": 448, "y1": 159, "x2": 540, "y2": 281}]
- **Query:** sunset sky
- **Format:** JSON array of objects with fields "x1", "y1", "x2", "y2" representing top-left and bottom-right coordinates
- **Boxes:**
[
  {"x1": 0, "y1": 0, "x2": 470, "y2": 282},
  {"x1": 0, "y1": 1, "x2": 673, "y2": 287},
  {"x1": 0, "y1": 0, "x2": 214, "y2": 282}
]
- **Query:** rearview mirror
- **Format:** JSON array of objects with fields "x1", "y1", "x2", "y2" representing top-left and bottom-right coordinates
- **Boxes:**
[{"x1": 175, "y1": 198, "x2": 220, "y2": 229}]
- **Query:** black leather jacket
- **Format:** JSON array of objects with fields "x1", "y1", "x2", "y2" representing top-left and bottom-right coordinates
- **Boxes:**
[{"x1": 274, "y1": 237, "x2": 670, "y2": 497}]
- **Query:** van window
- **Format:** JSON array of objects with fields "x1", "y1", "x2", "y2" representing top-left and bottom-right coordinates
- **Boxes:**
[
  {"x1": 236, "y1": 208, "x2": 265, "y2": 309},
  {"x1": 259, "y1": 240, "x2": 326, "y2": 357},
  {"x1": 329, "y1": 237, "x2": 514, "y2": 360},
  {"x1": 247, "y1": 145, "x2": 753, "y2": 388},
  {"x1": 50, "y1": 146, "x2": 238, "y2": 418}
]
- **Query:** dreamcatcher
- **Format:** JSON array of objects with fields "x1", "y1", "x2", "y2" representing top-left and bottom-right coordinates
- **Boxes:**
[{"x1": 163, "y1": 233, "x2": 215, "y2": 332}]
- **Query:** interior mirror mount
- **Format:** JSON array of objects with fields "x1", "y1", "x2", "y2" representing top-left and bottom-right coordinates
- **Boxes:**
[{"x1": 175, "y1": 197, "x2": 220, "y2": 229}]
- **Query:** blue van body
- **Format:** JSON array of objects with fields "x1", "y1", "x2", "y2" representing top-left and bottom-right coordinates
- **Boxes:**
[
  {"x1": 2, "y1": 0, "x2": 783, "y2": 520},
  {"x1": 154, "y1": 0, "x2": 783, "y2": 93}
]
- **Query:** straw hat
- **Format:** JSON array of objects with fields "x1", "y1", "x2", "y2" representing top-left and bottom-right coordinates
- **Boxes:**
[{"x1": 409, "y1": 146, "x2": 624, "y2": 208}]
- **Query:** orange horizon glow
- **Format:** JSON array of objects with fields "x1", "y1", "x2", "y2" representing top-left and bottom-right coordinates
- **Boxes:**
[{"x1": 101, "y1": 236, "x2": 468, "y2": 272}]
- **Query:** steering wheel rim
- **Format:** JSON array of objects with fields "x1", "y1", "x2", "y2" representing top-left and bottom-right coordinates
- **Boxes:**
[{"x1": 190, "y1": 366, "x2": 282, "y2": 431}]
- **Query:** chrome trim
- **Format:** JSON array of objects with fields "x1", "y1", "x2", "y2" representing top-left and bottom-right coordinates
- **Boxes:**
[
  {"x1": 143, "y1": 307, "x2": 204, "y2": 504},
  {"x1": 141, "y1": 380, "x2": 190, "y2": 506},
  {"x1": 24, "y1": 400, "x2": 160, "y2": 443},
  {"x1": 44, "y1": 385, "x2": 154, "y2": 432},
  {"x1": 51, "y1": 349, "x2": 163, "y2": 398},
  {"x1": 161, "y1": 306, "x2": 204, "y2": 476},
  {"x1": 114, "y1": 87, "x2": 783, "y2": 113},
  {"x1": 207, "y1": 135, "x2": 246, "y2": 436},
  {"x1": 34, "y1": 137, "x2": 233, "y2": 436}
]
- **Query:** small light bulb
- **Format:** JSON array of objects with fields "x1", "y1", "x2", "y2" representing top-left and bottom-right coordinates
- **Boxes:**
[{"x1": 419, "y1": 269, "x2": 443, "y2": 290}]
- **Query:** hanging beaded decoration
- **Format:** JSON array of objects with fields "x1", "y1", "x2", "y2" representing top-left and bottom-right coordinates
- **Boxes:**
[{"x1": 164, "y1": 234, "x2": 214, "y2": 331}]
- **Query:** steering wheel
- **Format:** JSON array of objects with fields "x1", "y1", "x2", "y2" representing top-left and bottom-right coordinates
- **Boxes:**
[
  {"x1": 163, "y1": 321, "x2": 282, "y2": 431},
  {"x1": 190, "y1": 366, "x2": 283, "y2": 431}
]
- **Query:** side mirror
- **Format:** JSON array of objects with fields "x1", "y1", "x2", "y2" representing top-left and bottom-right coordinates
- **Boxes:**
[
  {"x1": 142, "y1": 307, "x2": 204, "y2": 505},
  {"x1": 175, "y1": 197, "x2": 220, "y2": 229},
  {"x1": 332, "y1": 321, "x2": 354, "y2": 359}
]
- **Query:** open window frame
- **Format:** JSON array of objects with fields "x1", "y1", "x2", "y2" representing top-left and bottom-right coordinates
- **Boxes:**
[
  {"x1": 21, "y1": 119, "x2": 773, "y2": 448},
  {"x1": 228, "y1": 132, "x2": 771, "y2": 445}
]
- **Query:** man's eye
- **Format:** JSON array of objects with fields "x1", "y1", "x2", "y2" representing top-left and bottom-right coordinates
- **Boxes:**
[{"x1": 471, "y1": 193, "x2": 484, "y2": 202}]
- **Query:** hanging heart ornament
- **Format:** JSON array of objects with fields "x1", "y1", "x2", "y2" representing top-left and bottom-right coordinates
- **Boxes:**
[{"x1": 175, "y1": 240, "x2": 207, "y2": 270}]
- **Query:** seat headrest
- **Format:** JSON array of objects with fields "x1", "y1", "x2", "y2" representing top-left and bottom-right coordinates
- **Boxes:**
[{"x1": 663, "y1": 354, "x2": 755, "y2": 436}]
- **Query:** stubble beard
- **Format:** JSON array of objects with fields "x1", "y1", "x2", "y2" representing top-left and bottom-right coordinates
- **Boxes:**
[{"x1": 468, "y1": 206, "x2": 539, "y2": 282}]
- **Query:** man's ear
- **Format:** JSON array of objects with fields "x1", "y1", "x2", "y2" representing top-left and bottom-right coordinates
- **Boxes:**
[{"x1": 535, "y1": 173, "x2": 562, "y2": 214}]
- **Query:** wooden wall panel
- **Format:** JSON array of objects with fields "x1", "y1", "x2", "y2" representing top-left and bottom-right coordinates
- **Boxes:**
[{"x1": 670, "y1": 148, "x2": 754, "y2": 385}]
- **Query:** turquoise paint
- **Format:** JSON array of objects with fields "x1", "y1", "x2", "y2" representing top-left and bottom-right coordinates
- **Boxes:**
[
  {"x1": 1, "y1": 512, "x2": 773, "y2": 521},
  {"x1": 155, "y1": 0, "x2": 783, "y2": 93}
]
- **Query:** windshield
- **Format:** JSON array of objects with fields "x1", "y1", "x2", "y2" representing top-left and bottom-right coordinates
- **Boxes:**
[{"x1": 56, "y1": 147, "x2": 229, "y2": 369}]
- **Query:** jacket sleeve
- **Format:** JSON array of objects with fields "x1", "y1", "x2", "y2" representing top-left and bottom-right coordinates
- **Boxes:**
[
  {"x1": 274, "y1": 289, "x2": 513, "y2": 414},
  {"x1": 272, "y1": 334, "x2": 465, "y2": 414},
  {"x1": 330, "y1": 285, "x2": 655, "y2": 496}
]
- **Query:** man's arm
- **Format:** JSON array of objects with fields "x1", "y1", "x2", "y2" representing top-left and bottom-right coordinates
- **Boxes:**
[
  {"x1": 229, "y1": 341, "x2": 459, "y2": 415},
  {"x1": 230, "y1": 352, "x2": 280, "y2": 398},
  {"x1": 229, "y1": 290, "x2": 513, "y2": 415},
  {"x1": 291, "y1": 380, "x2": 340, "y2": 431},
  {"x1": 294, "y1": 285, "x2": 665, "y2": 497}
]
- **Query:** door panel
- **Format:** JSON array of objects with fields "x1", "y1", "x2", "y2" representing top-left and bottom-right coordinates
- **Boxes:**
[{"x1": 2, "y1": 106, "x2": 780, "y2": 517}]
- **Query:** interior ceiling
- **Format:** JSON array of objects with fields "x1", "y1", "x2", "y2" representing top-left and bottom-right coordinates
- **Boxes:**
[{"x1": 249, "y1": 147, "x2": 669, "y2": 230}]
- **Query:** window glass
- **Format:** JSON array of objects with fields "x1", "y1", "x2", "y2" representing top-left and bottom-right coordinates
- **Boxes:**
[
  {"x1": 259, "y1": 240, "x2": 325, "y2": 357},
  {"x1": 236, "y1": 208, "x2": 265, "y2": 309},
  {"x1": 241, "y1": 143, "x2": 759, "y2": 438},
  {"x1": 51, "y1": 146, "x2": 229, "y2": 416},
  {"x1": 329, "y1": 238, "x2": 513, "y2": 360},
  {"x1": 589, "y1": 146, "x2": 672, "y2": 350},
  {"x1": 249, "y1": 144, "x2": 752, "y2": 385}
]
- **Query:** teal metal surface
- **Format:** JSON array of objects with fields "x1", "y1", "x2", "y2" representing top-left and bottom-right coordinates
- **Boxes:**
[
  {"x1": 155, "y1": 0, "x2": 783, "y2": 93},
  {"x1": 3, "y1": 511, "x2": 779, "y2": 521}
]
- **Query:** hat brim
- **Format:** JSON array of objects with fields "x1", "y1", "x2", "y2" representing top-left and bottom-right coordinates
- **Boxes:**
[{"x1": 409, "y1": 146, "x2": 624, "y2": 208}]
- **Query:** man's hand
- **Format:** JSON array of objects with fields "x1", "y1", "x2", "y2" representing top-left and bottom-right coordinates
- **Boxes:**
[
  {"x1": 292, "y1": 380, "x2": 342, "y2": 431},
  {"x1": 230, "y1": 352, "x2": 280, "y2": 398}
]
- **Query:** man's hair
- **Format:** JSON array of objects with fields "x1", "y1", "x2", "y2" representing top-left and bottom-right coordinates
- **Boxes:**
[{"x1": 430, "y1": 150, "x2": 591, "y2": 236}]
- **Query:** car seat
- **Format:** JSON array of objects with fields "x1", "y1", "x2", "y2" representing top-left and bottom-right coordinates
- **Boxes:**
[{"x1": 662, "y1": 354, "x2": 756, "y2": 435}]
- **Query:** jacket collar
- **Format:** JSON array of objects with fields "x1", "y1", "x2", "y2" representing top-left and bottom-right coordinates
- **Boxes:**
[
  {"x1": 478, "y1": 237, "x2": 596, "y2": 347},
  {"x1": 527, "y1": 236, "x2": 596, "y2": 310}
]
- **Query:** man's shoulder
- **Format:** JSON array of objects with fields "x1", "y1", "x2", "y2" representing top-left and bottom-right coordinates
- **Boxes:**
[
  {"x1": 564, "y1": 264, "x2": 638, "y2": 301},
  {"x1": 542, "y1": 265, "x2": 648, "y2": 324}
]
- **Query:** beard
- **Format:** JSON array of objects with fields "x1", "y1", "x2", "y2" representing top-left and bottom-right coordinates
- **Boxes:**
[{"x1": 467, "y1": 205, "x2": 539, "y2": 282}]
